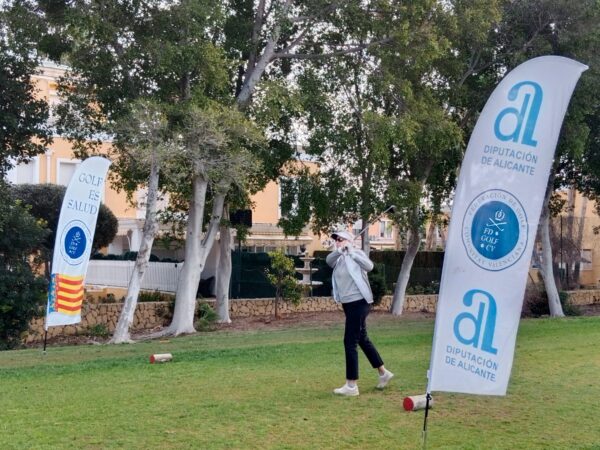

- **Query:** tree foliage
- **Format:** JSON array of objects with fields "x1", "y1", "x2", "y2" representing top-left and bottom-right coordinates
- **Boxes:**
[
  {"x1": 266, "y1": 250, "x2": 302, "y2": 319},
  {"x1": 0, "y1": 182, "x2": 48, "y2": 349},
  {"x1": 11, "y1": 183, "x2": 118, "y2": 258},
  {"x1": 0, "y1": 3, "x2": 52, "y2": 175}
]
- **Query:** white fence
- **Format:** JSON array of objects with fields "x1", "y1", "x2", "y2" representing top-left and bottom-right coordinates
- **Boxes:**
[{"x1": 86, "y1": 260, "x2": 183, "y2": 293}]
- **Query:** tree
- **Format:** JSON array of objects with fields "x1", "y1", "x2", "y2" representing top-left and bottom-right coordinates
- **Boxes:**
[
  {"x1": 498, "y1": 0, "x2": 600, "y2": 316},
  {"x1": 292, "y1": 50, "x2": 394, "y2": 255},
  {"x1": 265, "y1": 250, "x2": 302, "y2": 319},
  {"x1": 37, "y1": 0, "x2": 262, "y2": 336},
  {"x1": 380, "y1": 0, "x2": 510, "y2": 315},
  {"x1": 11, "y1": 183, "x2": 118, "y2": 277},
  {"x1": 287, "y1": 1, "x2": 465, "y2": 316},
  {"x1": 0, "y1": 181, "x2": 48, "y2": 349},
  {"x1": 164, "y1": 103, "x2": 262, "y2": 335},
  {"x1": 110, "y1": 100, "x2": 175, "y2": 343},
  {"x1": 213, "y1": 0, "x2": 395, "y2": 322},
  {"x1": 0, "y1": 2, "x2": 52, "y2": 174}
]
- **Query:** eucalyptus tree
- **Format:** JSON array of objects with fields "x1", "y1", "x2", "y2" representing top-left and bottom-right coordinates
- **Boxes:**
[
  {"x1": 36, "y1": 0, "x2": 261, "y2": 336},
  {"x1": 212, "y1": 0, "x2": 397, "y2": 321},
  {"x1": 110, "y1": 101, "x2": 175, "y2": 343},
  {"x1": 292, "y1": 50, "x2": 394, "y2": 255},
  {"x1": 164, "y1": 104, "x2": 262, "y2": 334},
  {"x1": 288, "y1": 1, "x2": 464, "y2": 315},
  {"x1": 494, "y1": 0, "x2": 600, "y2": 316},
  {"x1": 0, "y1": 2, "x2": 52, "y2": 173},
  {"x1": 380, "y1": 0, "x2": 506, "y2": 315}
]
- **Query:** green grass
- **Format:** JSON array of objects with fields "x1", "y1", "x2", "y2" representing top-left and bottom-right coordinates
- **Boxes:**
[{"x1": 1, "y1": 315, "x2": 600, "y2": 449}]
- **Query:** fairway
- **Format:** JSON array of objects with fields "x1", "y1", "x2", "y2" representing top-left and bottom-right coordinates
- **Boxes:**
[{"x1": 1, "y1": 315, "x2": 599, "y2": 449}]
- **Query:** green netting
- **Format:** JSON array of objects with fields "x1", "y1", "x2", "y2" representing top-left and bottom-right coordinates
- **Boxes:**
[{"x1": 230, "y1": 250, "x2": 443, "y2": 298}]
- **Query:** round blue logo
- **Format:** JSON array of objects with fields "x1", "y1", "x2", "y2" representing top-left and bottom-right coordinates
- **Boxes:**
[
  {"x1": 59, "y1": 220, "x2": 92, "y2": 266},
  {"x1": 470, "y1": 201, "x2": 519, "y2": 260},
  {"x1": 64, "y1": 226, "x2": 87, "y2": 259},
  {"x1": 462, "y1": 190, "x2": 528, "y2": 271}
]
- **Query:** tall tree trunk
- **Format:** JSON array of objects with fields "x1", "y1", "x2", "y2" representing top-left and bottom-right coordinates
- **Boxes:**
[
  {"x1": 536, "y1": 173, "x2": 564, "y2": 317},
  {"x1": 565, "y1": 188, "x2": 576, "y2": 288},
  {"x1": 110, "y1": 156, "x2": 160, "y2": 344},
  {"x1": 168, "y1": 175, "x2": 208, "y2": 335},
  {"x1": 361, "y1": 213, "x2": 371, "y2": 256},
  {"x1": 215, "y1": 207, "x2": 232, "y2": 323},
  {"x1": 572, "y1": 196, "x2": 587, "y2": 287},
  {"x1": 164, "y1": 178, "x2": 229, "y2": 336},
  {"x1": 425, "y1": 220, "x2": 436, "y2": 250},
  {"x1": 391, "y1": 206, "x2": 420, "y2": 316},
  {"x1": 390, "y1": 164, "x2": 432, "y2": 315},
  {"x1": 538, "y1": 203, "x2": 565, "y2": 317}
]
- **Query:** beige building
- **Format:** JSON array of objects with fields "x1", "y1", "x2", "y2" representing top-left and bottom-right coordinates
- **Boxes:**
[{"x1": 552, "y1": 190, "x2": 600, "y2": 288}]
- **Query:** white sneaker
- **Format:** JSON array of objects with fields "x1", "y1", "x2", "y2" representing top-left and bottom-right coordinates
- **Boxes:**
[
  {"x1": 376, "y1": 370, "x2": 394, "y2": 389},
  {"x1": 333, "y1": 384, "x2": 359, "y2": 396}
]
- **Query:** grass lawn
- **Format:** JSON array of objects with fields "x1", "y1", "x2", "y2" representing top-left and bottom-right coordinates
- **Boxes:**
[{"x1": 1, "y1": 314, "x2": 599, "y2": 449}]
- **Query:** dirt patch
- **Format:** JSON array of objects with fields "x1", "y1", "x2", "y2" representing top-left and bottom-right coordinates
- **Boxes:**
[{"x1": 207, "y1": 309, "x2": 434, "y2": 333}]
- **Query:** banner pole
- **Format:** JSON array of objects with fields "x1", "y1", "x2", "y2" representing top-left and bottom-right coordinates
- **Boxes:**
[
  {"x1": 42, "y1": 330, "x2": 48, "y2": 353},
  {"x1": 421, "y1": 392, "x2": 432, "y2": 449}
]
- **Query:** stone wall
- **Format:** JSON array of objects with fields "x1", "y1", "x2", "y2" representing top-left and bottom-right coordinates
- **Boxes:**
[
  {"x1": 564, "y1": 289, "x2": 600, "y2": 306},
  {"x1": 27, "y1": 294, "x2": 439, "y2": 343},
  {"x1": 27, "y1": 290, "x2": 596, "y2": 343},
  {"x1": 27, "y1": 301, "x2": 172, "y2": 343}
]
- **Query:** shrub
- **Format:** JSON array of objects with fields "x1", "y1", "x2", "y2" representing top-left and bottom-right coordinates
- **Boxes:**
[
  {"x1": 138, "y1": 291, "x2": 175, "y2": 303},
  {"x1": 11, "y1": 183, "x2": 118, "y2": 256},
  {"x1": 559, "y1": 291, "x2": 581, "y2": 316},
  {"x1": 92, "y1": 293, "x2": 124, "y2": 304},
  {"x1": 266, "y1": 250, "x2": 303, "y2": 318},
  {"x1": 522, "y1": 286, "x2": 581, "y2": 317},
  {"x1": 86, "y1": 324, "x2": 110, "y2": 338},
  {"x1": 369, "y1": 263, "x2": 387, "y2": 305},
  {"x1": 406, "y1": 281, "x2": 440, "y2": 295},
  {"x1": 0, "y1": 184, "x2": 48, "y2": 349},
  {"x1": 195, "y1": 303, "x2": 218, "y2": 332}
]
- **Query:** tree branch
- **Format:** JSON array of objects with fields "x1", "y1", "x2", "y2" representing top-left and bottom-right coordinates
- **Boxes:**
[
  {"x1": 273, "y1": 37, "x2": 392, "y2": 60},
  {"x1": 247, "y1": 0, "x2": 267, "y2": 73}
]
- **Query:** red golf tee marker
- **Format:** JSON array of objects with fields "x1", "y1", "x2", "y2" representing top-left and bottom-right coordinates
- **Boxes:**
[{"x1": 150, "y1": 353, "x2": 173, "y2": 363}]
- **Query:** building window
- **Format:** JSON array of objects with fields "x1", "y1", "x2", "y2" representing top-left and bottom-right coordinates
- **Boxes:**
[
  {"x1": 379, "y1": 220, "x2": 393, "y2": 239},
  {"x1": 581, "y1": 249, "x2": 593, "y2": 271},
  {"x1": 5, "y1": 157, "x2": 39, "y2": 184},
  {"x1": 57, "y1": 159, "x2": 80, "y2": 186}
]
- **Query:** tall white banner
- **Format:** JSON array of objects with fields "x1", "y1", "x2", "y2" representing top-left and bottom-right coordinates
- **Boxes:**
[
  {"x1": 45, "y1": 156, "x2": 111, "y2": 329},
  {"x1": 428, "y1": 56, "x2": 587, "y2": 395}
]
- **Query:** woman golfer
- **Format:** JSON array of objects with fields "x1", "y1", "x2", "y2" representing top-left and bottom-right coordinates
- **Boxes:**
[{"x1": 326, "y1": 230, "x2": 394, "y2": 396}]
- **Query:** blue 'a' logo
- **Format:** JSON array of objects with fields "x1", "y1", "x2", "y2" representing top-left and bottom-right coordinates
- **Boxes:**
[
  {"x1": 453, "y1": 289, "x2": 498, "y2": 355},
  {"x1": 493, "y1": 81, "x2": 542, "y2": 147}
]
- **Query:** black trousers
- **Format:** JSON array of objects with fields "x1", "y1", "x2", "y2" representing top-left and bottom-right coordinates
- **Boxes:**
[{"x1": 342, "y1": 299, "x2": 384, "y2": 380}]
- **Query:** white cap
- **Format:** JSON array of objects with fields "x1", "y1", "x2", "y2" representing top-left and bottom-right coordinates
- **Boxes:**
[{"x1": 331, "y1": 230, "x2": 354, "y2": 242}]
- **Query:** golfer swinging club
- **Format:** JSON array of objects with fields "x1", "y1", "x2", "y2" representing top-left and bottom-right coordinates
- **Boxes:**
[{"x1": 326, "y1": 230, "x2": 394, "y2": 396}]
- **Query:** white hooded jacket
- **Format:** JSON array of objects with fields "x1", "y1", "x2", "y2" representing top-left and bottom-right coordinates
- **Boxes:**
[{"x1": 326, "y1": 246, "x2": 374, "y2": 304}]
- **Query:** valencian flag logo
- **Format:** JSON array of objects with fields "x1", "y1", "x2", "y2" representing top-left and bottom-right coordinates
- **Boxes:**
[
  {"x1": 48, "y1": 274, "x2": 85, "y2": 315},
  {"x1": 45, "y1": 157, "x2": 111, "y2": 329}
]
